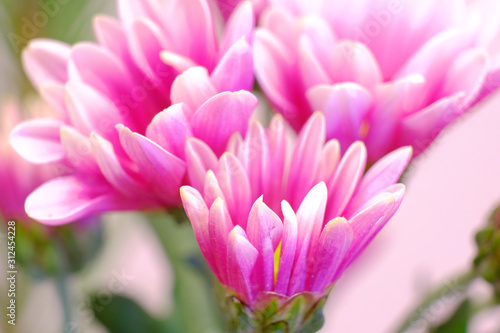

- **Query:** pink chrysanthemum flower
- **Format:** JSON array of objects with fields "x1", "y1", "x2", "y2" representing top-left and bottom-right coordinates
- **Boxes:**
[
  {"x1": 0, "y1": 99, "x2": 56, "y2": 223},
  {"x1": 10, "y1": 0, "x2": 256, "y2": 225},
  {"x1": 180, "y1": 113, "x2": 411, "y2": 329},
  {"x1": 254, "y1": 0, "x2": 500, "y2": 162}
]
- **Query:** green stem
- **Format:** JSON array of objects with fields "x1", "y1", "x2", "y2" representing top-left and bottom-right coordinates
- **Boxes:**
[
  {"x1": 55, "y1": 241, "x2": 72, "y2": 333},
  {"x1": 395, "y1": 271, "x2": 477, "y2": 333},
  {"x1": 148, "y1": 211, "x2": 225, "y2": 333}
]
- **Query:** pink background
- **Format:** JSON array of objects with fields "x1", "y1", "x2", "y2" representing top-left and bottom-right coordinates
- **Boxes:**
[{"x1": 322, "y1": 91, "x2": 500, "y2": 332}]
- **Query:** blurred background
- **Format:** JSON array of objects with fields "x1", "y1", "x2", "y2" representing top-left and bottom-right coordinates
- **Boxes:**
[{"x1": 1, "y1": 1, "x2": 500, "y2": 332}]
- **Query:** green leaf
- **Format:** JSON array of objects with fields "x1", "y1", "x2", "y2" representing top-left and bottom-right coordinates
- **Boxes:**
[
  {"x1": 91, "y1": 294, "x2": 164, "y2": 333},
  {"x1": 430, "y1": 299, "x2": 472, "y2": 333}
]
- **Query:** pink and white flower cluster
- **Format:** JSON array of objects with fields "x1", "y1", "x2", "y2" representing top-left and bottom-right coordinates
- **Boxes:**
[
  {"x1": 253, "y1": 0, "x2": 500, "y2": 162},
  {"x1": 5, "y1": 0, "x2": 500, "y2": 318},
  {"x1": 181, "y1": 113, "x2": 411, "y2": 305},
  {"x1": 10, "y1": 0, "x2": 256, "y2": 225}
]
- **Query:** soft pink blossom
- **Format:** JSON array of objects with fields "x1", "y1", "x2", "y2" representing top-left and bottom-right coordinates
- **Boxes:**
[
  {"x1": 254, "y1": 0, "x2": 500, "y2": 162},
  {"x1": 181, "y1": 113, "x2": 411, "y2": 307},
  {"x1": 0, "y1": 99, "x2": 56, "y2": 222},
  {"x1": 10, "y1": 0, "x2": 256, "y2": 225}
]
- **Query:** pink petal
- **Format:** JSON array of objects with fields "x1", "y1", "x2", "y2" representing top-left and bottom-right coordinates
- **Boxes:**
[
  {"x1": 93, "y1": 15, "x2": 129, "y2": 60},
  {"x1": 298, "y1": 35, "x2": 331, "y2": 89},
  {"x1": 118, "y1": 125, "x2": 186, "y2": 205},
  {"x1": 65, "y1": 81, "x2": 124, "y2": 143},
  {"x1": 325, "y1": 141, "x2": 367, "y2": 221},
  {"x1": 219, "y1": 1, "x2": 254, "y2": 56},
  {"x1": 164, "y1": 0, "x2": 216, "y2": 68},
  {"x1": 128, "y1": 18, "x2": 175, "y2": 99},
  {"x1": 329, "y1": 41, "x2": 383, "y2": 88},
  {"x1": 253, "y1": 29, "x2": 300, "y2": 124},
  {"x1": 211, "y1": 38, "x2": 254, "y2": 92},
  {"x1": 239, "y1": 121, "x2": 270, "y2": 200},
  {"x1": 216, "y1": 153, "x2": 252, "y2": 228},
  {"x1": 68, "y1": 43, "x2": 134, "y2": 99},
  {"x1": 307, "y1": 83, "x2": 372, "y2": 149},
  {"x1": 145, "y1": 103, "x2": 193, "y2": 159},
  {"x1": 170, "y1": 67, "x2": 218, "y2": 112},
  {"x1": 313, "y1": 139, "x2": 341, "y2": 186},
  {"x1": 365, "y1": 74, "x2": 426, "y2": 161},
  {"x1": 22, "y1": 39, "x2": 70, "y2": 89},
  {"x1": 208, "y1": 197, "x2": 234, "y2": 284},
  {"x1": 288, "y1": 182, "x2": 327, "y2": 295},
  {"x1": 60, "y1": 126, "x2": 99, "y2": 173},
  {"x1": 26, "y1": 176, "x2": 145, "y2": 225},
  {"x1": 226, "y1": 225, "x2": 258, "y2": 305},
  {"x1": 246, "y1": 197, "x2": 283, "y2": 292},
  {"x1": 298, "y1": 15, "x2": 337, "y2": 75},
  {"x1": 9, "y1": 118, "x2": 65, "y2": 164},
  {"x1": 307, "y1": 217, "x2": 353, "y2": 292},
  {"x1": 39, "y1": 84, "x2": 67, "y2": 119},
  {"x1": 265, "y1": 115, "x2": 288, "y2": 212},
  {"x1": 286, "y1": 112, "x2": 325, "y2": 209},
  {"x1": 441, "y1": 48, "x2": 489, "y2": 105},
  {"x1": 203, "y1": 170, "x2": 225, "y2": 208},
  {"x1": 395, "y1": 29, "x2": 472, "y2": 100},
  {"x1": 473, "y1": 61, "x2": 500, "y2": 105},
  {"x1": 346, "y1": 146, "x2": 412, "y2": 217},
  {"x1": 226, "y1": 132, "x2": 244, "y2": 155},
  {"x1": 215, "y1": 0, "x2": 242, "y2": 21},
  {"x1": 185, "y1": 138, "x2": 219, "y2": 192},
  {"x1": 275, "y1": 201, "x2": 298, "y2": 295},
  {"x1": 337, "y1": 184, "x2": 405, "y2": 277},
  {"x1": 118, "y1": 0, "x2": 164, "y2": 30},
  {"x1": 160, "y1": 51, "x2": 197, "y2": 73},
  {"x1": 191, "y1": 91, "x2": 257, "y2": 156},
  {"x1": 400, "y1": 92, "x2": 466, "y2": 157},
  {"x1": 180, "y1": 186, "x2": 216, "y2": 273},
  {"x1": 338, "y1": 191, "x2": 399, "y2": 275},
  {"x1": 90, "y1": 132, "x2": 151, "y2": 198}
]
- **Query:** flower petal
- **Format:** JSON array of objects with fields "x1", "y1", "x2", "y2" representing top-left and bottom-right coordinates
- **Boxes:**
[
  {"x1": 226, "y1": 225, "x2": 258, "y2": 305},
  {"x1": 208, "y1": 197, "x2": 234, "y2": 284},
  {"x1": 185, "y1": 138, "x2": 219, "y2": 192},
  {"x1": 307, "y1": 217, "x2": 353, "y2": 292},
  {"x1": 22, "y1": 39, "x2": 71, "y2": 89},
  {"x1": 90, "y1": 132, "x2": 151, "y2": 198},
  {"x1": 170, "y1": 67, "x2": 217, "y2": 112},
  {"x1": 180, "y1": 186, "x2": 216, "y2": 273},
  {"x1": 118, "y1": 125, "x2": 186, "y2": 205},
  {"x1": 286, "y1": 112, "x2": 325, "y2": 209},
  {"x1": 307, "y1": 83, "x2": 372, "y2": 149},
  {"x1": 325, "y1": 141, "x2": 367, "y2": 221},
  {"x1": 26, "y1": 176, "x2": 145, "y2": 225},
  {"x1": 145, "y1": 103, "x2": 193, "y2": 159},
  {"x1": 346, "y1": 146, "x2": 412, "y2": 217},
  {"x1": 247, "y1": 197, "x2": 283, "y2": 292},
  {"x1": 9, "y1": 118, "x2": 65, "y2": 164},
  {"x1": 191, "y1": 91, "x2": 257, "y2": 156},
  {"x1": 211, "y1": 38, "x2": 254, "y2": 92},
  {"x1": 288, "y1": 182, "x2": 327, "y2": 295},
  {"x1": 275, "y1": 201, "x2": 298, "y2": 295},
  {"x1": 216, "y1": 153, "x2": 252, "y2": 228},
  {"x1": 219, "y1": 1, "x2": 254, "y2": 56},
  {"x1": 60, "y1": 126, "x2": 99, "y2": 173}
]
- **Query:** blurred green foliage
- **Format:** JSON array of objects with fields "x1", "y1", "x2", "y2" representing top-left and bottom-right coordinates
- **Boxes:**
[{"x1": 0, "y1": 0, "x2": 115, "y2": 97}]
